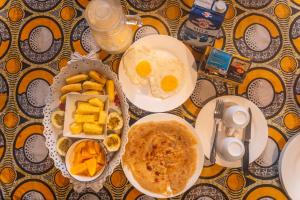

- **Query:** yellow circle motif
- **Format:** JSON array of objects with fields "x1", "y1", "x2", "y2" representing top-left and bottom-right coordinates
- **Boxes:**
[
  {"x1": 280, "y1": 56, "x2": 297, "y2": 73},
  {"x1": 54, "y1": 170, "x2": 70, "y2": 187},
  {"x1": 60, "y1": 6, "x2": 76, "y2": 21},
  {"x1": 234, "y1": 14, "x2": 282, "y2": 62},
  {"x1": 0, "y1": 0, "x2": 8, "y2": 9},
  {"x1": 111, "y1": 58, "x2": 121, "y2": 73},
  {"x1": 235, "y1": 15, "x2": 280, "y2": 39},
  {"x1": 226, "y1": 172, "x2": 245, "y2": 191},
  {"x1": 244, "y1": 185, "x2": 288, "y2": 200},
  {"x1": 76, "y1": 0, "x2": 90, "y2": 8},
  {"x1": 165, "y1": 5, "x2": 181, "y2": 20},
  {"x1": 17, "y1": 69, "x2": 53, "y2": 95},
  {"x1": 110, "y1": 170, "x2": 127, "y2": 188},
  {"x1": 0, "y1": 144, "x2": 4, "y2": 162},
  {"x1": 0, "y1": 167, "x2": 15, "y2": 184},
  {"x1": 11, "y1": 180, "x2": 55, "y2": 200},
  {"x1": 5, "y1": 58, "x2": 21, "y2": 74},
  {"x1": 283, "y1": 113, "x2": 300, "y2": 131},
  {"x1": 274, "y1": 3, "x2": 291, "y2": 19},
  {"x1": 269, "y1": 127, "x2": 286, "y2": 150},
  {"x1": 200, "y1": 163, "x2": 225, "y2": 178},
  {"x1": 292, "y1": 0, "x2": 300, "y2": 5},
  {"x1": 181, "y1": 0, "x2": 194, "y2": 8},
  {"x1": 3, "y1": 112, "x2": 19, "y2": 128},
  {"x1": 238, "y1": 69, "x2": 284, "y2": 94},
  {"x1": 8, "y1": 6, "x2": 24, "y2": 22},
  {"x1": 124, "y1": 187, "x2": 143, "y2": 199}
]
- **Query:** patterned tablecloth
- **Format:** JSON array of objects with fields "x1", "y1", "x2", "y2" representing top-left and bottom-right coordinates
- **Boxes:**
[{"x1": 0, "y1": 0, "x2": 300, "y2": 199}]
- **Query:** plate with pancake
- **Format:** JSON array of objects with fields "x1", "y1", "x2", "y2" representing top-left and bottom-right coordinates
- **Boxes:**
[
  {"x1": 119, "y1": 35, "x2": 197, "y2": 112},
  {"x1": 121, "y1": 113, "x2": 204, "y2": 198}
]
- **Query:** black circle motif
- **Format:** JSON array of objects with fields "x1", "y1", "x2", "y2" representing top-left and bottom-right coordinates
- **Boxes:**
[
  {"x1": 233, "y1": 15, "x2": 282, "y2": 63},
  {"x1": 13, "y1": 123, "x2": 53, "y2": 175},
  {"x1": 18, "y1": 16, "x2": 63, "y2": 64},
  {"x1": 182, "y1": 184, "x2": 229, "y2": 200},
  {"x1": 235, "y1": 0, "x2": 272, "y2": 9},
  {"x1": 127, "y1": 0, "x2": 166, "y2": 11},
  {"x1": 0, "y1": 19, "x2": 11, "y2": 59},
  {"x1": 67, "y1": 187, "x2": 113, "y2": 200},
  {"x1": 23, "y1": 0, "x2": 61, "y2": 12}
]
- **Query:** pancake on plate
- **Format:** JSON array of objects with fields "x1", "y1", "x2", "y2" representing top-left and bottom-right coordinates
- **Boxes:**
[{"x1": 122, "y1": 121, "x2": 198, "y2": 195}]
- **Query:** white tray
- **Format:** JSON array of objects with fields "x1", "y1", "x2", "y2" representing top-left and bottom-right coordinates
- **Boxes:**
[
  {"x1": 43, "y1": 58, "x2": 130, "y2": 192},
  {"x1": 63, "y1": 93, "x2": 109, "y2": 140}
]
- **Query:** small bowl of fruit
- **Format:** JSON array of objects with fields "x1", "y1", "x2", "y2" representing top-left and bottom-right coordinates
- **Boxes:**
[{"x1": 65, "y1": 139, "x2": 106, "y2": 182}]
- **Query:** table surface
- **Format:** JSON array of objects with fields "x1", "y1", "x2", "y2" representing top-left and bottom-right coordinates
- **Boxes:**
[{"x1": 0, "y1": 0, "x2": 299, "y2": 199}]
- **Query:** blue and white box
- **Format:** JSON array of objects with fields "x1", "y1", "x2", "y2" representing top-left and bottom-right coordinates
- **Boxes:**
[{"x1": 180, "y1": 0, "x2": 227, "y2": 47}]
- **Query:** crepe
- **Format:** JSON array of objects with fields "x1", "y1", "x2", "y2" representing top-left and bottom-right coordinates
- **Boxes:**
[{"x1": 122, "y1": 121, "x2": 198, "y2": 195}]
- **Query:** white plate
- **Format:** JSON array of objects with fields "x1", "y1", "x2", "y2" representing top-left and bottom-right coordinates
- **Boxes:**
[
  {"x1": 279, "y1": 133, "x2": 300, "y2": 199},
  {"x1": 195, "y1": 95, "x2": 268, "y2": 168},
  {"x1": 121, "y1": 113, "x2": 204, "y2": 198},
  {"x1": 119, "y1": 35, "x2": 197, "y2": 112}
]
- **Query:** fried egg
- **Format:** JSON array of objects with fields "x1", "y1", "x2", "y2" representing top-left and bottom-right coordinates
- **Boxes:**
[
  {"x1": 149, "y1": 51, "x2": 184, "y2": 99},
  {"x1": 123, "y1": 45, "x2": 155, "y2": 85}
]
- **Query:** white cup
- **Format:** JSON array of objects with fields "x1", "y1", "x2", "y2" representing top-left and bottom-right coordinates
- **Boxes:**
[
  {"x1": 223, "y1": 105, "x2": 250, "y2": 136},
  {"x1": 218, "y1": 137, "x2": 245, "y2": 161}
]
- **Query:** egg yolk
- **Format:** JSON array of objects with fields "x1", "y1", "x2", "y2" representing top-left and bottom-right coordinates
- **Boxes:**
[
  {"x1": 160, "y1": 75, "x2": 178, "y2": 92},
  {"x1": 136, "y1": 61, "x2": 152, "y2": 78}
]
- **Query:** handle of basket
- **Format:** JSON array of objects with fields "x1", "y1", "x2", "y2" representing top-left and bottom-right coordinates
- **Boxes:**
[{"x1": 68, "y1": 47, "x2": 100, "y2": 64}]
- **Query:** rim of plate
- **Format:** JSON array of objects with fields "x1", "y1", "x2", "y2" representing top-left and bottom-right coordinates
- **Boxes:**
[
  {"x1": 195, "y1": 95, "x2": 268, "y2": 168},
  {"x1": 118, "y1": 35, "x2": 197, "y2": 112},
  {"x1": 279, "y1": 132, "x2": 300, "y2": 199},
  {"x1": 121, "y1": 113, "x2": 204, "y2": 198}
]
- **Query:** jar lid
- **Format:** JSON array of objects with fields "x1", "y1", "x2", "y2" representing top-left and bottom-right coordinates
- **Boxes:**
[
  {"x1": 213, "y1": 1, "x2": 227, "y2": 13},
  {"x1": 85, "y1": 0, "x2": 122, "y2": 31}
]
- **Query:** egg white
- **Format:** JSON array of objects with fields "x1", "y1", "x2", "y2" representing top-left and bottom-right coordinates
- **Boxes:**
[
  {"x1": 123, "y1": 45, "x2": 156, "y2": 85},
  {"x1": 149, "y1": 51, "x2": 184, "y2": 99}
]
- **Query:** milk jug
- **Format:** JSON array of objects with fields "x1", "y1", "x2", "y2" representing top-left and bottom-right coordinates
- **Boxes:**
[{"x1": 85, "y1": 0, "x2": 142, "y2": 54}]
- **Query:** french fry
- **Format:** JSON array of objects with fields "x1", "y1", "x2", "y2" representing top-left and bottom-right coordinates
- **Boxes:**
[
  {"x1": 88, "y1": 70, "x2": 107, "y2": 85},
  {"x1": 76, "y1": 103, "x2": 100, "y2": 114},
  {"x1": 70, "y1": 122, "x2": 82, "y2": 134},
  {"x1": 98, "y1": 111, "x2": 107, "y2": 125},
  {"x1": 74, "y1": 114, "x2": 97, "y2": 123},
  {"x1": 83, "y1": 123, "x2": 103, "y2": 135},
  {"x1": 106, "y1": 80, "x2": 115, "y2": 102},
  {"x1": 82, "y1": 81, "x2": 104, "y2": 91},
  {"x1": 88, "y1": 98, "x2": 104, "y2": 109},
  {"x1": 61, "y1": 83, "x2": 82, "y2": 94},
  {"x1": 66, "y1": 74, "x2": 88, "y2": 84},
  {"x1": 82, "y1": 90, "x2": 100, "y2": 95},
  {"x1": 60, "y1": 92, "x2": 80, "y2": 103}
]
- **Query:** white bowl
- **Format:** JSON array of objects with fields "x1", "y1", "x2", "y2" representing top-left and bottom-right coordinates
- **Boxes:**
[{"x1": 65, "y1": 139, "x2": 106, "y2": 182}]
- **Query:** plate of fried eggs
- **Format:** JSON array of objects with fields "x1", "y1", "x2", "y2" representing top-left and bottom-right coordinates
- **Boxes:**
[{"x1": 119, "y1": 35, "x2": 197, "y2": 112}]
